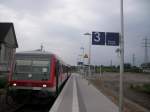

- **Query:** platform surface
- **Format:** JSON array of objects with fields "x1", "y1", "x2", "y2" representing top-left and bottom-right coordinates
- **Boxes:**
[{"x1": 49, "y1": 73, "x2": 118, "y2": 112}]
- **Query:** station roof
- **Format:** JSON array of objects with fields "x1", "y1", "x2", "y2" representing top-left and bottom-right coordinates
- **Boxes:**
[{"x1": 0, "y1": 22, "x2": 18, "y2": 48}]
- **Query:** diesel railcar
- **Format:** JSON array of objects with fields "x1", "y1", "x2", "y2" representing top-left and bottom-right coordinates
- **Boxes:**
[{"x1": 8, "y1": 50, "x2": 71, "y2": 97}]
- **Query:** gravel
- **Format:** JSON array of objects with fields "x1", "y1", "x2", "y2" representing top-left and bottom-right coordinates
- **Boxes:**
[{"x1": 89, "y1": 72, "x2": 150, "y2": 112}]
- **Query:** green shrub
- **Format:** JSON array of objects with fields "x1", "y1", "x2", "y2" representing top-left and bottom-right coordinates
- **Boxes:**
[
  {"x1": 141, "y1": 84, "x2": 150, "y2": 93},
  {"x1": 130, "y1": 84, "x2": 150, "y2": 94}
]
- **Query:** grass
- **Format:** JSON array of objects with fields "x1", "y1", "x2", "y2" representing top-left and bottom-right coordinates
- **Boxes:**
[{"x1": 130, "y1": 84, "x2": 150, "y2": 94}]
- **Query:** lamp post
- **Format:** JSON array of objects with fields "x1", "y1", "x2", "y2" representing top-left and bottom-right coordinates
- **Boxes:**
[
  {"x1": 76, "y1": 57, "x2": 80, "y2": 73},
  {"x1": 80, "y1": 47, "x2": 85, "y2": 76},
  {"x1": 78, "y1": 54, "x2": 82, "y2": 74},
  {"x1": 120, "y1": 0, "x2": 124, "y2": 112},
  {"x1": 84, "y1": 32, "x2": 92, "y2": 77},
  {"x1": 80, "y1": 47, "x2": 84, "y2": 64},
  {"x1": 78, "y1": 54, "x2": 82, "y2": 62}
]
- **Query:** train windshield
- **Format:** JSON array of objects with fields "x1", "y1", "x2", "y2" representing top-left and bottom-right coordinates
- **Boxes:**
[{"x1": 12, "y1": 59, "x2": 51, "y2": 81}]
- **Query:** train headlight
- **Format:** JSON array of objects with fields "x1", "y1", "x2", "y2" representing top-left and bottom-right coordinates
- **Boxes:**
[
  {"x1": 43, "y1": 84, "x2": 47, "y2": 87},
  {"x1": 13, "y1": 83, "x2": 17, "y2": 86}
]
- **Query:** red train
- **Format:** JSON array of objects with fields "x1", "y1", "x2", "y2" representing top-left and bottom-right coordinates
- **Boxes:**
[{"x1": 8, "y1": 50, "x2": 71, "y2": 98}]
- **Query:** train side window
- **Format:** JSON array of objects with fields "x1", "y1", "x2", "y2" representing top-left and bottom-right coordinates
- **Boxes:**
[
  {"x1": 55, "y1": 61, "x2": 60, "y2": 76},
  {"x1": 59, "y1": 64, "x2": 62, "y2": 74}
]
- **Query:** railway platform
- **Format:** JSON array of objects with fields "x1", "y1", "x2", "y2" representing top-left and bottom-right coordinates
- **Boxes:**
[{"x1": 49, "y1": 73, "x2": 118, "y2": 112}]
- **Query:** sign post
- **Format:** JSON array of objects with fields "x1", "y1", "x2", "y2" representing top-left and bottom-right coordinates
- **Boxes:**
[
  {"x1": 92, "y1": 31, "x2": 122, "y2": 111},
  {"x1": 84, "y1": 33, "x2": 92, "y2": 77},
  {"x1": 120, "y1": 0, "x2": 124, "y2": 112}
]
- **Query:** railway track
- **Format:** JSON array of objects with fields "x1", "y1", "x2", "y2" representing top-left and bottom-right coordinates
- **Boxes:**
[
  {"x1": 0, "y1": 75, "x2": 69, "y2": 112},
  {"x1": 14, "y1": 101, "x2": 54, "y2": 112},
  {"x1": 0, "y1": 93, "x2": 55, "y2": 112},
  {"x1": 0, "y1": 94, "x2": 28, "y2": 112}
]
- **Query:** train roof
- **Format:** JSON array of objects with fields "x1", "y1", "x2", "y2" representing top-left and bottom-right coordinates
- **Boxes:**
[
  {"x1": 16, "y1": 50, "x2": 69, "y2": 66},
  {"x1": 16, "y1": 49, "x2": 53, "y2": 55}
]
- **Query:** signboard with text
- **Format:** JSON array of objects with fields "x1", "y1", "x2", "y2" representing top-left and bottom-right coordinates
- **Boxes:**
[
  {"x1": 92, "y1": 31, "x2": 119, "y2": 46},
  {"x1": 77, "y1": 62, "x2": 83, "y2": 65},
  {"x1": 106, "y1": 32, "x2": 119, "y2": 46}
]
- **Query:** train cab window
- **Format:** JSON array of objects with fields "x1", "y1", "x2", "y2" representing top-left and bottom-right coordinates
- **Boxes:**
[
  {"x1": 16, "y1": 60, "x2": 31, "y2": 65},
  {"x1": 15, "y1": 60, "x2": 32, "y2": 73},
  {"x1": 32, "y1": 60, "x2": 49, "y2": 74},
  {"x1": 32, "y1": 60, "x2": 49, "y2": 66},
  {"x1": 13, "y1": 59, "x2": 51, "y2": 80}
]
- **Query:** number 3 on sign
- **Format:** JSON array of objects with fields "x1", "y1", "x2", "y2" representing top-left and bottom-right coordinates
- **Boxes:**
[
  {"x1": 92, "y1": 31, "x2": 105, "y2": 45},
  {"x1": 94, "y1": 32, "x2": 101, "y2": 42}
]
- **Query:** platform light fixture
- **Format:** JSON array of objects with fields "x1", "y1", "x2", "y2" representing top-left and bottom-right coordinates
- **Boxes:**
[{"x1": 83, "y1": 32, "x2": 92, "y2": 77}]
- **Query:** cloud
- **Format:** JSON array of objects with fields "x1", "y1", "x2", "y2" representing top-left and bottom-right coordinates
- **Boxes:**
[{"x1": 0, "y1": 0, "x2": 149, "y2": 65}]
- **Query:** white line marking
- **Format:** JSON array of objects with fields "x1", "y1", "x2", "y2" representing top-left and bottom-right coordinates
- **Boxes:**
[
  {"x1": 72, "y1": 76, "x2": 79, "y2": 112},
  {"x1": 49, "y1": 77, "x2": 71, "y2": 112}
]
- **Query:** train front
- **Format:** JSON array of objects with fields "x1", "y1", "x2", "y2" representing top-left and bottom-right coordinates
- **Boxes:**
[{"x1": 8, "y1": 51, "x2": 54, "y2": 97}]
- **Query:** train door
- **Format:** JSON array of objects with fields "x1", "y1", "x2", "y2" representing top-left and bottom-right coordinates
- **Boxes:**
[{"x1": 55, "y1": 61, "x2": 60, "y2": 96}]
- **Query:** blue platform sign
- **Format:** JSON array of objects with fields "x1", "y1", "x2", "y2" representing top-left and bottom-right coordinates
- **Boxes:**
[
  {"x1": 106, "y1": 32, "x2": 119, "y2": 46},
  {"x1": 77, "y1": 62, "x2": 83, "y2": 65},
  {"x1": 92, "y1": 32, "x2": 105, "y2": 45}
]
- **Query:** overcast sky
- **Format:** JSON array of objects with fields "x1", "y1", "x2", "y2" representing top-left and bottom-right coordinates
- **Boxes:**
[{"x1": 0, "y1": 0, "x2": 149, "y2": 66}]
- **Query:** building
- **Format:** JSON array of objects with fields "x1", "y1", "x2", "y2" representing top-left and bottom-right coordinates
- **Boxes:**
[{"x1": 0, "y1": 23, "x2": 18, "y2": 74}]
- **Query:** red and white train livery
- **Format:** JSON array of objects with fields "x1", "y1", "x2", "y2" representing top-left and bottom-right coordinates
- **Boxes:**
[{"x1": 8, "y1": 50, "x2": 71, "y2": 97}]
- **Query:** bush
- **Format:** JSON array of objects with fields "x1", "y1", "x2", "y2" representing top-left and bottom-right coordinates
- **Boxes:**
[
  {"x1": 130, "y1": 84, "x2": 150, "y2": 94},
  {"x1": 141, "y1": 84, "x2": 150, "y2": 93}
]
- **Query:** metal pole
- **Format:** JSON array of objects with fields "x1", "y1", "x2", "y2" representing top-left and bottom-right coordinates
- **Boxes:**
[
  {"x1": 80, "y1": 47, "x2": 85, "y2": 65},
  {"x1": 78, "y1": 54, "x2": 82, "y2": 74},
  {"x1": 132, "y1": 54, "x2": 135, "y2": 66},
  {"x1": 142, "y1": 37, "x2": 150, "y2": 63},
  {"x1": 77, "y1": 57, "x2": 80, "y2": 73},
  {"x1": 84, "y1": 33, "x2": 92, "y2": 77},
  {"x1": 80, "y1": 47, "x2": 84, "y2": 75},
  {"x1": 82, "y1": 48, "x2": 85, "y2": 76},
  {"x1": 100, "y1": 65, "x2": 102, "y2": 74},
  {"x1": 144, "y1": 37, "x2": 148, "y2": 63},
  {"x1": 120, "y1": 0, "x2": 124, "y2": 112},
  {"x1": 88, "y1": 34, "x2": 91, "y2": 77}
]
